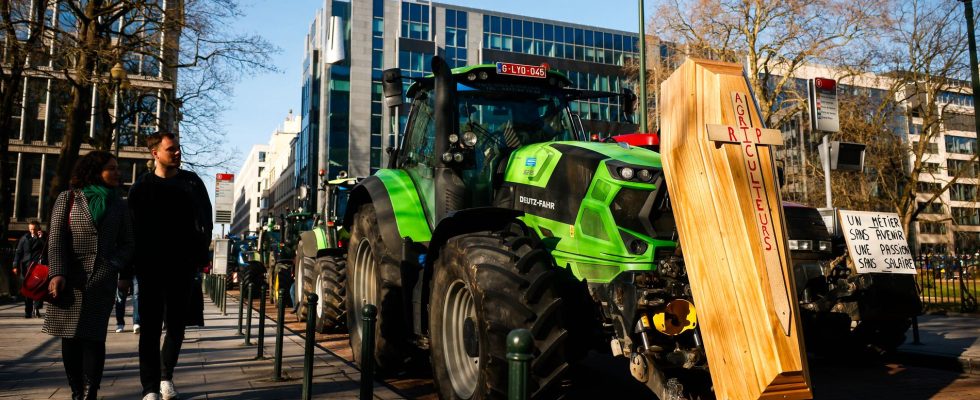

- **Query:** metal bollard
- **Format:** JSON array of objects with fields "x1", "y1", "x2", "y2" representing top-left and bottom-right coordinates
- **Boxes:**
[
  {"x1": 507, "y1": 329, "x2": 534, "y2": 400},
  {"x1": 360, "y1": 304, "x2": 377, "y2": 400},
  {"x1": 220, "y1": 275, "x2": 227, "y2": 315},
  {"x1": 256, "y1": 283, "x2": 268, "y2": 359},
  {"x1": 273, "y1": 288, "x2": 287, "y2": 381},
  {"x1": 912, "y1": 316, "x2": 922, "y2": 345},
  {"x1": 245, "y1": 283, "x2": 254, "y2": 346},
  {"x1": 236, "y1": 281, "x2": 245, "y2": 336},
  {"x1": 302, "y1": 293, "x2": 319, "y2": 400}
]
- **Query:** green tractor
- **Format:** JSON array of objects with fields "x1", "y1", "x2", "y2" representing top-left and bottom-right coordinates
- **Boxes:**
[
  {"x1": 265, "y1": 210, "x2": 314, "y2": 306},
  {"x1": 341, "y1": 57, "x2": 704, "y2": 399},
  {"x1": 294, "y1": 175, "x2": 361, "y2": 331}
]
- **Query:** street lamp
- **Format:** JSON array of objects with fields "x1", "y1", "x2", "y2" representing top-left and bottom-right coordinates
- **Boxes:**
[
  {"x1": 959, "y1": 1, "x2": 980, "y2": 134},
  {"x1": 109, "y1": 62, "x2": 130, "y2": 158}
]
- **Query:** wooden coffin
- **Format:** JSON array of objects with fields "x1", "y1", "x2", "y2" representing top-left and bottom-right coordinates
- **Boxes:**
[{"x1": 659, "y1": 58, "x2": 812, "y2": 399}]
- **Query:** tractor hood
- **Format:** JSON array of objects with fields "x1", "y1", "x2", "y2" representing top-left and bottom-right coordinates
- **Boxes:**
[{"x1": 499, "y1": 141, "x2": 676, "y2": 280}]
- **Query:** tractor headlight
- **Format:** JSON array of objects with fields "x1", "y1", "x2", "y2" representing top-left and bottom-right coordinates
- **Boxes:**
[
  {"x1": 449, "y1": 133, "x2": 460, "y2": 143},
  {"x1": 467, "y1": 72, "x2": 477, "y2": 81},
  {"x1": 442, "y1": 152, "x2": 453, "y2": 162},
  {"x1": 463, "y1": 131, "x2": 478, "y2": 147},
  {"x1": 479, "y1": 71, "x2": 489, "y2": 80},
  {"x1": 619, "y1": 167, "x2": 635, "y2": 180},
  {"x1": 818, "y1": 241, "x2": 832, "y2": 252},
  {"x1": 453, "y1": 152, "x2": 465, "y2": 162},
  {"x1": 637, "y1": 169, "x2": 653, "y2": 182}
]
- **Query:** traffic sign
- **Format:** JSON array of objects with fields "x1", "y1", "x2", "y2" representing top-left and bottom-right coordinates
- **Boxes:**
[
  {"x1": 808, "y1": 77, "x2": 840, "y2": 133},
  {"x1": 215, "y1": 173, "x2": 234, "y2": 224}
]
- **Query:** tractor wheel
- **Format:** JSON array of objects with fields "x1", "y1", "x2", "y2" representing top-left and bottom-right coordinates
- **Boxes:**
[
  {"x1": 854, "y1": 318, "x2": 911, "y2": 356},
  {"x1": 296, "y1": 257, "x2": 311, "y2": 321},
  {"x1": 430, "y1": 229, "x2": 586, "y2": 400},
  {"x1": 315, "y1": 256, "x2": 347, "y2": 332},
  {"x1": 345, "y1": 203, "x2": 409, "y2": 373}
]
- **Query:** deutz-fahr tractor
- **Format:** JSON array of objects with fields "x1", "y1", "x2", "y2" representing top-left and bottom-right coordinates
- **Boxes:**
[
  {"x1": 341, "y1": 57, "x2": 704, "y2": 400},
  {"x1": 294, "y1": 174, "x2": 361, "y2": 331}
]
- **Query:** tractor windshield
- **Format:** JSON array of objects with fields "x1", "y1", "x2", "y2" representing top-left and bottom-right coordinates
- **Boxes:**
[{"x1": 457, "y1": 85, "x2": 578, "y2": 147}]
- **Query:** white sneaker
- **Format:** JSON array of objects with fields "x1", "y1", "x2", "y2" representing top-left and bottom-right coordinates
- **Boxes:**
[
  {"x1": 133, "y1": 324, "x2": 141, "y2": 334},
  {"x1": 142, "y1": 393, "x2": 161, "y2": 400},
  {"x1": 115, "y1": 324, "x2": 124, "y2": 333},
  {"x1": 160, "y1": 380, "x2": 179, "y2": 400}
]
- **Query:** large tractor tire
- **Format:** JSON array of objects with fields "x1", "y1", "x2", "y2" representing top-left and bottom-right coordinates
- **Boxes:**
[
  {"x1": 239, "y1": 261, "x2": 266, "y2": 299},
  {"x1": 295, "y1": 255, "x2": 313, "y2": 321},
  {"x1": 345, "y1": 203, "x2": 410, "y2": 372},
  {"x1": 430, "y1": 229, "x2": 587, "y2": 400},
  {"x1": 315, "y1": 256, "x2": 347, "y2": 332}
]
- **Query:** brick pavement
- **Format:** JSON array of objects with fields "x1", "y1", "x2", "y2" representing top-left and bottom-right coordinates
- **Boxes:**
[{"x1": 0, "y1": 295, "x2": 404, "y2": 400}]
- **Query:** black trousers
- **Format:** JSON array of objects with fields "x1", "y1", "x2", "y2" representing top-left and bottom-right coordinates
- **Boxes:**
[
  {"x1": 62, "y1": 337, "x2": 106, "y2": 396},
  {"x1": 137, "y1": 271, "x2": 194, "y2": 395}
]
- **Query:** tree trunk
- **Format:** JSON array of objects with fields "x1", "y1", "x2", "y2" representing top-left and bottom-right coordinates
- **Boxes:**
[{"x1": 44, "y1": 1, "x2": 100, "y2": 221}]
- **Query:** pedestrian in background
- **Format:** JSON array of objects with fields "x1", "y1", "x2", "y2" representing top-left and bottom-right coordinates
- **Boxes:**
[
  {"x1": 114, "y1": 276, "x2": 140, "y2": 333},
  {"x1": 44, "y1": 150, "x2": 134, "y2": 400},
  {"x1": 12, "y1": 220, "x2": 46, "y2": 317},
  {"x1": 129, "y1": 132, "x2": 212, "y2": 400}
]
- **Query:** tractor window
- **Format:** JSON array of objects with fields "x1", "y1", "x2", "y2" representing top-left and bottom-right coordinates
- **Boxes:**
[
  {"x1": 401, "y1": 90, "x2": 437, "y2": 168},
  {"x1": 458, "y1": 91, "x2": 577, "y2": 147}
]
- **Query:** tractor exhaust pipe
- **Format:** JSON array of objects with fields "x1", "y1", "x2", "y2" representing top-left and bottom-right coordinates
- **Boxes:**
[{"x1": 432, "y1": 56, "x2": 463, "y2": 221}]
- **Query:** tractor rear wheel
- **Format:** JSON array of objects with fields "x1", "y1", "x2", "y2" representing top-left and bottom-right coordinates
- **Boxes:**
[
  {"x1": 345, "y1": 204, "x2": 409, "y2": 373},
  {"x1": 315, "y1": 256, "x2": 347, "y2": 332},
  {"x1": 296, "y1": 255, "x2": 314, "y2": 321},
  {"x1": 430, "y1": 229, "x2": 586, "y2": 399}
]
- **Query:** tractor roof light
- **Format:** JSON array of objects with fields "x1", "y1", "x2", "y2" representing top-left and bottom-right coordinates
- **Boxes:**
[
  {"x1": 449, "y1": 133, "x2": 460, "y2": 143},
  {"x1": 463, "y1": 131, "x2": 478, "y2": 147},
  {"x1": 442, "y1": 152, "x2": 453, "y2": 162}
]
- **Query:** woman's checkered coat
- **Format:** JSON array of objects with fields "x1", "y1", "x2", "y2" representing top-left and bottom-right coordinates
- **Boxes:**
[{"x1": 43, "y1": 189, "x2": 134, "y2": 342}]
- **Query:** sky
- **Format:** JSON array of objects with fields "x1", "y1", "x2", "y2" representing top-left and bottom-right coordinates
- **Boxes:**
[{"x1": 206, "y1": 0, "x2": 652, "y2": 231}]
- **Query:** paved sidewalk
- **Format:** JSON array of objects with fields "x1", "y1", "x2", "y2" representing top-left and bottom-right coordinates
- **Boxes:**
[
  {"x1": 0, "y1": 296, "x2": 404, "y2": 399},
  {"x1": 898, "y1": 314, "x2": 980, "y2": 375}
]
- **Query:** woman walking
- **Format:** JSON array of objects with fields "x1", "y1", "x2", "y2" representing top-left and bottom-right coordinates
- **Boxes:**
[{"x1": 44, "y1": 151, "x2": 134, "y2": 400}]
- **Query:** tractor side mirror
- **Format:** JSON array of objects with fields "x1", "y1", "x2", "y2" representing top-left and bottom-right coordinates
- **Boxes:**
[
  {"x1": 621, "y1": 88, "x2": 637, "y2": 122},
  {"x1": 382, "y1": 68, "x2": 404, "y2": 108}
]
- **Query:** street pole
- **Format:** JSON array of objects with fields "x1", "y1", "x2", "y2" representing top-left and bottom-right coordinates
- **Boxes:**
[
  {"x1": 638, "y1": 0, "x2": 649, "y2": 133},
  {"x1": 822, "y1": 134, "x2": 832, "y2": 209},
  {"x1": 961, "y1": 0, "x2": 980, "y2": 134}
]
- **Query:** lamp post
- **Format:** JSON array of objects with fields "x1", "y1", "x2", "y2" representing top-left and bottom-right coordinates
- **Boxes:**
[
  {"x1": 638, "y1": 0, "x2": 648, "y2": 133},
  {"x1": 109, "y1": 62, "x2": 130, "y2": 158},
  {"x1": 960, "y1": 1, "x2": 980, "y2": 135}
]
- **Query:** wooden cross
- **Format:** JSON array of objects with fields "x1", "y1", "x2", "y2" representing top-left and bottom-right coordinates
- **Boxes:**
[{"x1": 705, "y1": 92, "x2": 793, "y2": 336}]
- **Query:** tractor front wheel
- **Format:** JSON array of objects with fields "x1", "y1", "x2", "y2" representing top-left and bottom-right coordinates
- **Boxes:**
[
  {"x1": 315, "y1": 256, "x2": 347, "y2": 332},
  {"x1": 345, "y1": 204, "x2": 409, "y2": 373},
  {"x1": 430, "y1": 229, "x2": 585, "y2": 399}
]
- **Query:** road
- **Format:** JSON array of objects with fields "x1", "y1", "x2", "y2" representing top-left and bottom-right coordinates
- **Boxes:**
[{"x1": 244, "y1": 291, "x2": 980, "y2": 399}]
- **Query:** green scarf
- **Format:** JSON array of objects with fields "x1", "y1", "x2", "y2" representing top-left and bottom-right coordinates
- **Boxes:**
[{"x1": 81, "y1": 185, "x2": 111, "y2": 225}]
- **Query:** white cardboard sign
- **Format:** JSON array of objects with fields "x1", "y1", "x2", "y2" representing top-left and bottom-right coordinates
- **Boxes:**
[{"x1": 838, "y1": 210, "x2": 916, "y2": 274}]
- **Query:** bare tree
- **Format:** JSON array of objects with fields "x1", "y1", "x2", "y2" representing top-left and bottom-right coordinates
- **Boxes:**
[
  {"x1": 0, "y1": 0, "x2": 49, "y2": 242},
  {"x1": 649, "y1": 0, "x2": 890, "y2": 128},
  {"x1": 30, "y1": 0, "x2": 277, "y2": 219}
]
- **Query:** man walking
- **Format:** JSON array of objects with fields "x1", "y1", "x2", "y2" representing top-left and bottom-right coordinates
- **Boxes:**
[
  {"x1": 128, "y1": 133, "x2": 212, "y2": 400},
  {"x1": 12, "y1": 221, "x2": 45, "y2": 318}
]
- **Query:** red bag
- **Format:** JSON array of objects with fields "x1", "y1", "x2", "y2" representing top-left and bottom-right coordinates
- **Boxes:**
[{"x1": 20, "y1": 261, "x2": 52, "y2": 302}]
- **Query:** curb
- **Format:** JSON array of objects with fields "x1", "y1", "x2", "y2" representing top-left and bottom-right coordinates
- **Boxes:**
[{"x1": 895, "y1": 349, "x2": 978, "y2": 375}]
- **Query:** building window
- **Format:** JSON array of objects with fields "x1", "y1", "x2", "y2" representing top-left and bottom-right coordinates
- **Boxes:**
[
  {"x1": 917, "y1": 181, "x2": 942, "y2": 194},
  {"x1": 258, "y1": 151, "x2": 266, "y2": 162},
  {"x1": 445, "y1": 9, "x2": 468, "y2": 68},
  {"x1": 950, "y1": 183, "x2": 976, "y2": 202},
  {"x1": 918, "y1": 221, "x2": 947, "y2": 234},
  {"x1": 400, "y1": 2, "x2": 429, "y2": 40},
  {"x1": 945, "y1": 135, "x2": 976, "y2": 155},
  {"x1": 371, "y1": 0, "x2": 385, "y2": 171},
  {"x1": 481, "y1": 15, "x2": 636, "y2": 67},
  {"x1": 917, "y1": 201, "x2": 944, "y2": 214},
  {"x1": 952, "y1": 207, "x2": 980, "y2": 226},
  {"x1": 948, "y1": 159, "x2": 978, "y2": 177},
  {"x1": 911, "y1": 141, "x2": 938, "y2": 154}
]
